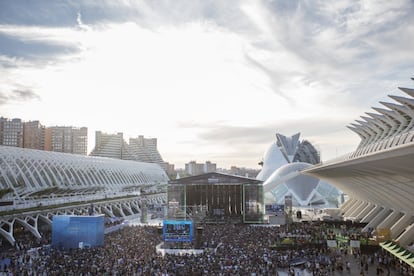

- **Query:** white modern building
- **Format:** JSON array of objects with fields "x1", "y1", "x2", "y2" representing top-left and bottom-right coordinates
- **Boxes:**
[
  {"x1": 305, "y1": 79, "x2": 414, "y2": 248},
  {"x1": 256, "y1": 133, "x2": 320, "y2": 181},
  {"x1": 264, "y1": 162, "x2": 341, "y2": 207},
  {"x1": 257, "y1": 132, "x2": 341, "y2": 208},
  {"x1": 0, "y1": 146, "x2": 169, "y2": 203}
]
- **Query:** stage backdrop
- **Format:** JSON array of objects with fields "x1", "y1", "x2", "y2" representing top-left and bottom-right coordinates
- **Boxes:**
[
  {"x1": 52, "y1": 215, "x2": 105, "y2": 250},
  {"x1": 168, "y1": 172, "x2": 264, "y2": 223}
]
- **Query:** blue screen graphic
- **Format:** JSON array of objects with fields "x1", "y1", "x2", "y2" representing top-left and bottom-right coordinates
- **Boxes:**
[
  {"x1": 163, "y1": 220, "x2": 193, "y2": 242},
  {"x1": 52, "y1": 215, "x2": 105, "y2": 250}
]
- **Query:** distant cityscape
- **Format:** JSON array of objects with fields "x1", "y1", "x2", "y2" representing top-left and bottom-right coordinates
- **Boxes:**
[{"x1": 0, "y1": 116, "x2": 260, "y2": 178}]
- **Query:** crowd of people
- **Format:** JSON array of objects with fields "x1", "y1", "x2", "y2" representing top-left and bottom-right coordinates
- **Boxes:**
[{"x1": 0, "y1": 220, "x2": 412, "y2": 275}]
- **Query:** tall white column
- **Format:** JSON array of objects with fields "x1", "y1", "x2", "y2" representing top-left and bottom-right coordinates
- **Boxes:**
[
  {"x1": 355, "y1": 203, "x2": 375, "y2": 221},
  {"x1": 343, "y1": 199, "x2": 362, "y2": 217},
  {"x1": 390, "y1": 214, "x2": 414, "y2": 240},
  {"x1": 396, "y1": 222, "x2": 414, "y2": 247},
  {"x1": 0, "y1": 219, "x2": 15, "y2": 246},
  {"x1": 341, "y1": 198, "x2": 357, "y2": 214},
  {"x1": 362, "y1": 208, "x2": 392, "y2": 232},
  {"x1": 348, "y1": 201, "x2": 368, "y2": 218},
  {"x1": 15, "y1": 217, "x2": 41, "y2": 239},
  {"x1": 376, "y1": 211, "x2": 403, "y2": 230},
  {"x1": 361, "y1": 205, "x2": 382, "y2": 224}
]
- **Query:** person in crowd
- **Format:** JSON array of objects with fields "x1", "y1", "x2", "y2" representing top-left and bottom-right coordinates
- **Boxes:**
[{"x1": 0, "y1": 221, "x2": 410, "y2": 275}]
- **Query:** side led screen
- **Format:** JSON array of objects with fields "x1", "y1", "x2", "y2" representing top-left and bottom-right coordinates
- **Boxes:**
[
  {"x1": 162, "y1": 220, "x2": 193, "y2": 242},
  {"x1": 52, "y1": 215, "x2": 105, "y2": 250}
]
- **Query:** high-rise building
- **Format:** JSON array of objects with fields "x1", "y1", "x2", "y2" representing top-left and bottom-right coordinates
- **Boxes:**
[
  {"x1": 72, "y1": 127, "x2": 88, "y2": 155},
  {"x1": 128, "y1": 135, "x2": 163, "y2": 163},
  {"x1": 163, "y1": 162, "x2": 175, "y2": 177},
  {"x1": 45, "y1": 126, "x2": 88, "y2": 155},
  {"x1": 23, "y1": 120, "x2": 45, "y2": 150},
  {"x1": 185, "y1": 160, "x2": 217, "y2": 176},
  {"x1": 1, "y1": 116, "x2": 87, "y2": 155},
  {"x1": 223, "y1": 166, "x2": 260, "y2": 178},
  {"x1": 0, "y1": 117, "x2": 23, "y2": 147},
  {"x1": 205, "y1": 161, "x2": 217, "y2": 173},
  {"x1": 90, "y1": 131, "x2": 125, "y2": 159},
  {"x1": 90, "y1": 131, "x2": 165, "y2": 165}
]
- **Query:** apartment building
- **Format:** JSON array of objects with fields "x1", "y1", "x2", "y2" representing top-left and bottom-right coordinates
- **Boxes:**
[
  {"x1": 0, "y1": 117, "x2": 23, "y2": 147},
  {"x1": 23, "y1": 120, "x2": 45, "y2": 150},
  {"x1": 44, "y1": 126, "x2": 88, "y2": 155},
  {"x1": 185, "y1": 160, "x2": 217, "y2": 176}
]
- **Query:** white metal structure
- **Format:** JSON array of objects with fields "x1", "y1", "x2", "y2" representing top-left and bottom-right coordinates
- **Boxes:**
[
  {"x1": 263, "y1": 162, "x2": 341, "y2": 207},
  {"x1": 305, "y1": 79, "x2": 414, "y2": 247},
  {"x1": 257, "y1": 133, "x2": 339, "y2": 207},
  {"x1": 0, "y1": 146, "x2": 169, "y2": 201},
  {"x1": 257, "y1": 133, "x2": 320, "y2": 181},
  {"x1": 347, "y1": 84, "x2": 414, "y2": 158}
]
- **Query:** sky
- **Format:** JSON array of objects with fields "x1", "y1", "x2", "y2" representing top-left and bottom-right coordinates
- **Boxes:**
[{"x1": 1, "y1": 0, "x2": 413, "y2": 169}]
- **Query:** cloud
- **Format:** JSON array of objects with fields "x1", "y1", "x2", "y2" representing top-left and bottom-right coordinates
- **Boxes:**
[
  {"x1": 0, "y1": 55, "x2": 30, "y2": 69},
  {"x1": 12, "y1": 89, "x2": 40, "y2": 100},
  {"x1": 243, "y1": 52, "x2": 294, "y2": 104},
  {"x1": 0, "y1": 24, "x2": 84, "y2": 53},
  {"x1": 76, "y1": 12, "x2": 92, "y2": 31},
  {"x1": 177, "y1": 116, "x2": 356, "y2": 153},
  {"x1": 0, "y1": 1, "x2": 78, "y2": 27},
  {"x1": 0, "y1": 94, "x2": 8, "y2": 105},
  {"x1": 237, "y1": 0, "x2": 414, "y2": 111},
  {"x1": 0, "y1": 33, "x2": 81, "y2": 62},
  {"x1": 195, "y1": 118, "x2": 351, "y2": 141},
  {"x1": 0, "y1": 88, "x2": 40, "y2": 105},
  {"x1": 172, "y1": 117, "x2": 360, "y2": 166},
  {"x1": 0, "y1": 0, "x2": 413, "y2": 168}
]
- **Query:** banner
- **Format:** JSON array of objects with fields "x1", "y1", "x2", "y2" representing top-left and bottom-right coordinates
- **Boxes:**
[
  {"x1": 350, "y1": 240, "x2": 361, "y2": 248},
  {"x1": 327, "y1": 240, "x2": 337, "y2": 248}
]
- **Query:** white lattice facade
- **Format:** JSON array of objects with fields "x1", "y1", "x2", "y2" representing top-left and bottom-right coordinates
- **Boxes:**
[
  {"x1": 348, "y1": 82, "x2": 414, "y2": 158},
  {"x1": 0, "y1": 145, "x2": 169, "y2": 200},
  {"x1": 306, "y1": 78, "x2": 414, "y2": 247}
]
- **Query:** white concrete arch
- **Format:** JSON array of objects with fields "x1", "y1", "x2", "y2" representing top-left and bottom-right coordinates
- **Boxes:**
[
  {"x1": 365, "y1": 112, "x2": 393, "y2": 140},
  {"x1": 0, "y1": 146, "x2": 169, "y2": 200},
  {"x1": 360, "y1": 116, "x2": 385, "y2": 144},
  {"x1": 380, "y1": 102, "x2": 410, "y2": 135},
  {"x1": 306, "y1": 78, "x2": 414, "y2": 247},
  {"x1": 389, "y1": 95, "x2": 414, "y2": 131}
]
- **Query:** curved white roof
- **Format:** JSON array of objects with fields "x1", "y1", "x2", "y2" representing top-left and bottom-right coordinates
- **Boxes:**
[
  {"x1": 347, "y1": 83, "x2": 414, "y2": 158},
  {"x1": 256, "y1": 133, "x2": 320, "y2": 181},
  {"x1": 256, "y1": 143, "x2": 288, "y2": 181},
  {"x1": 264, "y1": 162, "x2": 341, "y2": 207},
  {"x1": 0, "y1": 146, "x2": 169, "y2": 199},
  {"x1": 305, "y1": 78, "x2": 414, "y2": 247}
]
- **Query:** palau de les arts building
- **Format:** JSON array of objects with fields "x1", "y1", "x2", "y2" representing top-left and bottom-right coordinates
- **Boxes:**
[{"x1": 256, "y1": 132, "x2": 343, "y2": 208}]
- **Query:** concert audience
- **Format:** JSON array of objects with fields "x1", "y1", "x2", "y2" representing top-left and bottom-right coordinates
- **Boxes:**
[{"x1": 0, "y1": 221, "x2": 411, "y2": 275}]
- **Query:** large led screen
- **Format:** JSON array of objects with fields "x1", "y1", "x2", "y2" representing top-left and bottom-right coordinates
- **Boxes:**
[
  {"x1": 52, "y1": 215, "x2": 105, "y2": 250},
  {"x1": 163, "y1": 220, "x2": 193, "y2": 242}
]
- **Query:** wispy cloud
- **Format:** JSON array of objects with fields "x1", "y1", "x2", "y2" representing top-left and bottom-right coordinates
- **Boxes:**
[
  {"x1": 0, "y1": 0, "x2": 413, "y2": 167},
  {"x1": 0, "y1": 88, "x2": 40, "y2": 105},
  {"x1": 173, "y1": 117, "x2": 359, "y2": 166},
  {"x1": 12, "y1": 89, "x2": 40, "y2": 100},
  {"x1": 239, "y1": 0, "x2": 414, "y2": 110}
]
